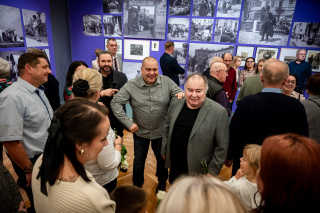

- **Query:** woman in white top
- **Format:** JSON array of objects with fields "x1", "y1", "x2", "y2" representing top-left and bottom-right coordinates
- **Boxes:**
[
  {"x1": 233, "y1": 55, "x2": 242, "y2": 87},
  {"x1": 32, "y1": 99, "x2": 115, "y2": 213},
  {"x1": 224, "y1": 144, "x2": 262, "y2": 210},
  {"x1": 72, "y1": 68, "x2": 122, "y2": 194}
]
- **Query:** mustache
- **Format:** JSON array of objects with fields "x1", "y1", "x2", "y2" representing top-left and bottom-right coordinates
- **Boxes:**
[{"x1": 101, "y1": 65, "x2": 112, "y2": 70}]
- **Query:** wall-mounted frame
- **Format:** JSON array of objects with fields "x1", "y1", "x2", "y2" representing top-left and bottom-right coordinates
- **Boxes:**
[
  {"x1": 105, "y1": 38, "x2": 122, "y2": 54},
  {"x1": 279, "y1": 48, "x2": 298, "y2": 65},
  {"x1": 255, "y1": 47, "x2": 279, "y2": 63},
  {"x1": 236, "y1": 46, "x2": 255, "y2": 66},
  {"x1": 151, "y1": 41, "x2": 159, "y2": 51},
  {"x1": 306, "y1": 50, "x2": 320, "y2": 72},
  {"x1": 124, "y1": 39, "x2": 150, "y2": 60}
]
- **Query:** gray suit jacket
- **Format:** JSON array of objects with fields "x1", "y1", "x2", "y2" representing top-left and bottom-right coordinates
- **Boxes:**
[
  {"x1": 302, "y1": 95, "x2": 320, "y2": 143},
  {"x1": 161, "y1": 97, "x2": 229, "y2": 176},
  {"x1": 113, "y1": 53, "x2": 123, "y2": 72}
]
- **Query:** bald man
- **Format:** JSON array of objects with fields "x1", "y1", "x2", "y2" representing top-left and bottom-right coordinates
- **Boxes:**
[
  {"x1": 227, "y1": 60, "x2": 308, "y2": 175},
  {"x1": 236, "y1": 58, "x2": 278, "y2": 105},
  {"x1": 111, "y1": 57, "x2": 184, "y2": 192},
  {"x1": 207, "y1": 62, "x2": 231, "y2": 116},
  {"x1": 202, "y1": 56, "x2": 224, "y2": 77}
]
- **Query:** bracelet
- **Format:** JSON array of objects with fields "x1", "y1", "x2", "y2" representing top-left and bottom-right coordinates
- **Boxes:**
[
  {"x1": 115, "y1": 143, "x2": 122, "y2": 147},
  {"x1": 24, "y1": 164, "x2": 34, "y2": 174}
]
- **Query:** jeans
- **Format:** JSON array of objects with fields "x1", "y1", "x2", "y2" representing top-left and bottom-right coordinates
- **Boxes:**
[{"x1": 132, "y1": 134, "x2": 168, "y2": 187}]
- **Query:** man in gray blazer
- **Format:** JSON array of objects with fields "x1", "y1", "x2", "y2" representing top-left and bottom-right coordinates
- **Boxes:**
[
  {"x1": 106, "y1": 38, "x2": 123, "y2": 72},
  {"x1": 161, "y1": 73, "x2": 229, "y2": 183}
]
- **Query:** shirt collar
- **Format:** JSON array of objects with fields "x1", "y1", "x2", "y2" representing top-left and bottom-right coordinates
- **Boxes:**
[
  {"x1": 139, "y1": 75, "x2": 161, "y2": 87},
  {"x1": 262, "y1": 88, "x2": 281, "y2": 93},
  {"x1": 17, "y1": 77, "x2": 45, "y2": 94}
]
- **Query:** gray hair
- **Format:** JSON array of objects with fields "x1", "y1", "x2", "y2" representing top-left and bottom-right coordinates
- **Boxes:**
[
  {"x1": 296, "y1": 49, "x2": 306, "y2": 55},
  {"x1": 185, "y1": 73, "x2": 208, "y2": 93},
  {"x1": 0, "y1": 57, "x2": 11, "y2": 78},
  {"x1": 262, "y1": 60, "x2": 289, "y2": 85}
]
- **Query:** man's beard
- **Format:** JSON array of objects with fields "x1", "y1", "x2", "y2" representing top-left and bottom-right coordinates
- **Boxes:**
[{"x1": 100, "y1": 65, "x2": 113, "y2": 74}]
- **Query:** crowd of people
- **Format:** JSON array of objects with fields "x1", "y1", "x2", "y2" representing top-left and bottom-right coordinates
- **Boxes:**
[{"x1": 0, "y1": 38, "x2": 320, "y2": 213}]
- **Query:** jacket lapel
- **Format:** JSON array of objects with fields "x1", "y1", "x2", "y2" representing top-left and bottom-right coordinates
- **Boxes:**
[
  {"x1": 169, "y1": 99, "x2": 186, "y2": 138},
  {"x1": 189, "y1": 99, "x2": 209, "y2": 140}
]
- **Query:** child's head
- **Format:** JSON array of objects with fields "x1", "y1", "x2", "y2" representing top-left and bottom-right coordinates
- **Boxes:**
[
  {"x1": 110, "y1": 186, "x2": 148, "y2": 213},
  {"x1": 240, "y1": 144, "x2": 261, "y2": 178}
]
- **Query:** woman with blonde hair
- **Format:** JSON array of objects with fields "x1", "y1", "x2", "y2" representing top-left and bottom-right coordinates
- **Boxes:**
[
  {"x1": 72, "y1": 68, "x2": 123, "y2": 194},
  {"x1": 157, "y1": 176, "x2": 247, "y2": 213},
  {"x1": 233, "y1": 55, "x2": 242, "y2": 86}
]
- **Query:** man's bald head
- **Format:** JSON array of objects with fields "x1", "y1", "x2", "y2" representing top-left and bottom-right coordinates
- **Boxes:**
[
  {"x1": 142, "y1": 57, "x2": 158, "y2": 68},
  {"x1": 210, "y1": 62, "x2": 228, "y2": 83},
  {"x1": 209, "y1": 56, "x2": 223, "y2": 68},
  {"x1": 261, "y1": 60, "x2": 289, "y2": 86},
  {"x1": 263, "y1": 58, "x2": 278, "y2": 67}
]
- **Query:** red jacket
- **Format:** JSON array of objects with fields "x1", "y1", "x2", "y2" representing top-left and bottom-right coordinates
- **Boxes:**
[{"x1": 223, "y1": 67, "x2": 237, "y2": 101}]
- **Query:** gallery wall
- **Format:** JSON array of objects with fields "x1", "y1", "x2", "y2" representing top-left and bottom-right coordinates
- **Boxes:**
[
  {"x1": 68, "y1": 0, "x2": 320, "y2": 90},
  {"x1": 0, "y1": 0, "x2": 56, "y2": 75}
]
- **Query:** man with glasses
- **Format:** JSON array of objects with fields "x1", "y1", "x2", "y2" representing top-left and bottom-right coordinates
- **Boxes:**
[
  {"x1": 222, "y1": 53, "x2": 237, "y2": 110},
  {"x1": 206, "y1": 62, "x2": 231, "y2": 116},
  {"x1": 288, "y1": 49, "x2": 312, "y2": 93}
]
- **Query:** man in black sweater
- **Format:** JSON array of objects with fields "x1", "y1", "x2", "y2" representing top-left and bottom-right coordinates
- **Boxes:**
[{"x1": 227, "y1": 60, "x2": 309, "y2": 175}]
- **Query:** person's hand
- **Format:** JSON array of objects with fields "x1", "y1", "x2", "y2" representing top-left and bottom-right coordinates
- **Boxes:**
[
  {"x1": 26, "y1": 173, "x2": 32, "y2": 187},
  {"x1": 17, "y1": 201, "x2": 27, "y2": 212},
  {"x1": 162, "y1": 155, "x2": 166, "y2": 159},
  {"x1": 114, "y1": 136, "x2": 123, "y2": 146},
  {"x1": 175, "y1": 92, "x2": 185, "y2": 99},
  {"x1": 101, "y1": 89, "x2": 119, "y2": 97},
  {"x1": 97, "y1": 101, "x2": 105, "y2": 106},
  {"x1": 129, "y1": 123, "x2": 139, "y2": 133},
  {"x1": 235, "y1": 168, "x2": 245, "y2": 180},
  {"x1": 224, "y1": 159, "x2": 233, "y2": 167},
  {"x1": 226, "y1": 92, "x2": 229, "y2": 99},
  {"x1": 229, "y1": 99, "x2": 233, "y2": 103},
  {"x1": 206, "y1": 173, "x2": 213, "y2": 177}
]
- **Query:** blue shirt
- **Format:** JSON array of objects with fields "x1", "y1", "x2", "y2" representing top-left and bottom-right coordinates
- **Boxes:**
[
  {"x1": 262, "y1": 88, "x2": 281, "y2": 93},
  {"x1": 288, "y1": 60, "x2": 312, "y2": 88},
  {"x1": 0, "y1": 77, "x2": 53, "y2": 158}
]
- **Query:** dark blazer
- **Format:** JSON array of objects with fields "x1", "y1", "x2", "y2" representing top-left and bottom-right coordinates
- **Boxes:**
[
  {"x1": 162, "y1": 97, "x2": 229, "y2": 176},
  {"x1": 160, "y1": 52, "x2": 185, "y2": 86},
  {"x1": 111, "y1": 69, "x2": 127, "y2": 90}
]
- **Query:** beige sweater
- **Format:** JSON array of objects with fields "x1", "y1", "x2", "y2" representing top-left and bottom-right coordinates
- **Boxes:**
[{"x1": 32, "y1": 155, "x2": 116, "y2": 213}]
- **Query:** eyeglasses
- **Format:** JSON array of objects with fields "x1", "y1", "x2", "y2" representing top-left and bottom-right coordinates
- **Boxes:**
[
  {"x1": 297, "y1": 54, "x2": 306, "y2": 56},
  {"x1": 246, "y1": 61, "x2": 254, "y2": 63},
  {"x1": 286, "y1": 80, "x2": 296, "y2": 84}
]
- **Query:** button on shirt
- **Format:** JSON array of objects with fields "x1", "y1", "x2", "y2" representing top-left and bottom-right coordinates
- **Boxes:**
[
  {"x1": 110, "y1": 75, "x2": 183, "y2": 140},
  {"x1": 0, "y1": 77, "x2": 53, "y2": 158}
]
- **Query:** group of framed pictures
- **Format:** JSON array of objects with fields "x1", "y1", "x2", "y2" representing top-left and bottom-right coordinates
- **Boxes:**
[{"x1": 236, "y1": 46, "x2": 320, "y2": 72}]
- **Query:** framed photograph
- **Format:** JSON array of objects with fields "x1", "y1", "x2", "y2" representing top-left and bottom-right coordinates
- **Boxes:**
[
  {"x1": 236, "y1": 46, "x2": 255, "y2": 66},
  {"x1": 0, "y1": 50, "x2": 25, "y2": 82},
  {"x1": 103, "y1": 15, "x2": 122, "y2": 37},
  {"x1": 22, "y1": 9, "x2": 48, "y2": 47},
  {"x1": 192, "y1": 0, "x2": 216, "y2": 17},
  {"x1": 289, "y1": 22, "x2": 320, "y2": 48},
  {"x1": 173, "y1": 42, "x2": 188, "y2": 64},
  {"x1": 216, "y1": 0, "x2": 242, "y2": 18},
  {"x1": 83, "y1": 15, "x2": 102, "y2": 36},
  {"x1": 169, "y1": 0, "x2": 191, "y2": 16},
  {"x1": 122, "y1": 62, "x2": 142, "y2": 80},
  {"x1": 306, "y1": 50, "x2": 320, "y2": 72},
  {"x1": 279, "y1": 48, "x2": 298, "y2": 64},
  {"x1": 178, "y1": 65, "x2": 186, "y2": 86},
  {"x1": 238, "y1": 0, "x2": 297, "y2": 46},
  {"x1": 103, "y1": 0, "x2": 122, "y2": 14},
  {"x1": 123, "y1": 0, "x2": 167, "y2": 39},
  {"x1": 0, "y1": 5, "x2": 25, "y2": 48},
  {"x1": 167, "y1": 18, "x2": 190, "y2": 41},
  {"x1": 105, "y1": 39, "x2": 122, "y2": 54},
  {"x1": 151, "y1": 41, "x2": 159, "y2": 51},
  {"x1": 124, "y1": 39, "x2": 150, "y2": 60},
  {"x1": 255, "y1": 47, "x2": 279, "y2": 63},
  {"x1": 214, "y1": 19, "x2": 239, "y2": 43},
  {"x1": 190, "y1": 18, "x2": 214, "y2": 42},
  {"x1": 187, "y1": 43, "x2": 234, "y2": 74}
]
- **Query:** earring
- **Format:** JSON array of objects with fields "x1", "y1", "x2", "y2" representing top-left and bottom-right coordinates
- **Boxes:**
[{"x1": 80, "y1": 148, "x2": 84, "y2": 156}]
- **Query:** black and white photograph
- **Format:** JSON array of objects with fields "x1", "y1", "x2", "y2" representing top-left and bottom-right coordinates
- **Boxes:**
[
  {"x1": 124, "y1": 39, "x2": 150, "y2": 60},
  {"x1": 289, "y1": 22, "x2": 320, "y2": 48},
  {"x1": 236, "y1": 46, "x2": 255, "y2": 66},
  {"x1": 173, "y1": 42, "x2": 188, "y2": 64},
  {"x1": 123, "y1": 62, "x2": 142, "y2": 80},
  {"x1": 123, "y1": 0, "x2": 167, "y2": 39},
  {"x1": 151, "y1": 41, "x2": 159, "y2": 51},
  {"x1": 192, "y1": 0, "x2": 216, "y2": 17},
  {"x1": 105, "y1": 39, "x2": 122, "y2": 54},
  {"x1": 0, "y1": 50, "x2": 25, "y2": 82},
  {"x1": 214, "y1": 19, "x2": 239, "y2": 43},
  {"x1": 178, "y1": 65, "x2": 186, "y2": 86},
  {"x1": 169, "y1": 0, "x2": 191, "y2": 16},
  {"x1": 103, "y1": 0, "x2": 122, "y2": 14},
  {"x1": 167, "y1": 18, "x2": 190, "y2": 41},
  {"x1": 190, "y1": 18, "x2": 214, "y2": 42},
  {"x1": 238, "y1": 0, "x2": 296, "y2": 46},
  {"x1": 103, "y1": 15, "x2": 122, "y2": 37},
  {"x1": 187, "y1": 43, "x2": 234, "y2": 74},
  {"x1": 83, "y1": 15, "x2": 102, "y2": 36},
  {"x1": 279, "y1": 48, "x2": 298, "y2": 63},
  {"x1": 255, "y1": 47, "x2": 278, "y2": 63},
  {"x1": 306, "y1": 50, "x2": 320, "y2": 72},
  {"x1": 22, "y1": 9, "x2": 48, "y2": 47},
  {"x1": 0, "y1": 5, "x2": 25, "y2": 48},
  {"x1": 216, "y1": 0, "x2": 242, "y2": 18}
]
